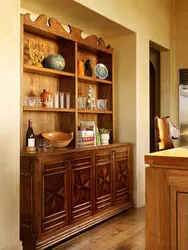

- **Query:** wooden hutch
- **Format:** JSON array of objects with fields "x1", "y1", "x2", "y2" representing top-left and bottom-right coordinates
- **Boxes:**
[{"x1": 20, "y1": 13, "x2": 133, "y2": 250}]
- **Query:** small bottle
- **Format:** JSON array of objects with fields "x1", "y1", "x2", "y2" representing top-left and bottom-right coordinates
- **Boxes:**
[{"x1": 26, "y1": 119, "x2": 36, "y2": 152}]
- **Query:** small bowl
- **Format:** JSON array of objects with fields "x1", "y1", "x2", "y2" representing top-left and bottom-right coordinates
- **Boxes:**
[{"x1": 42, "y1": 131, "x2": 73, "y2": 148}]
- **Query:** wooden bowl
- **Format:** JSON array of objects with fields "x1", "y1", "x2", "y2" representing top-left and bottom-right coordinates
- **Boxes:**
[{"x1": 42, "y1": 131, "x2": 73, "y2": 148}]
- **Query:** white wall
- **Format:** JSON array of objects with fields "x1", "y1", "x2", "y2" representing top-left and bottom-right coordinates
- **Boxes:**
[{"x1": 0, "y1": 0, "x2": 21, "y2": 249}]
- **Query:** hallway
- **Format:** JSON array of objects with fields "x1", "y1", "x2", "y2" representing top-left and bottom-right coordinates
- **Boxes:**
[{"x1": 53, "y1": 207, "x2": 145, "y2": 250}]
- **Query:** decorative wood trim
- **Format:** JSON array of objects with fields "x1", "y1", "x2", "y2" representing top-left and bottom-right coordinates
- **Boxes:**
[{"x1": 23, "y1": 13, "x2": 113, "y2": 54}]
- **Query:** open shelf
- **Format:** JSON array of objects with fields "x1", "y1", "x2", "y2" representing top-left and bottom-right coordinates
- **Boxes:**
[
  {"x1": 24, "y1": 64, "x2": 75, "y2": 78},
  {"x1": 78, "y1": 75, "x2": 112, "y2": 85},
  {"x1": 78, "y1": 110, "x2": 112, "y2": 114},
  {"x1": 23, "y1": 107, "x2": 76, "y2": 112}
]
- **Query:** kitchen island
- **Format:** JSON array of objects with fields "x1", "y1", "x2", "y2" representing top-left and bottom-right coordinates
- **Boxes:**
[{"x1": 145, "y1": 146, "x2": 188, "y2": 250}]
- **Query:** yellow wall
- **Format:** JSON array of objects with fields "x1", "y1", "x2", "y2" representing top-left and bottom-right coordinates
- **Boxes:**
[
  {"x1": 75, "y1": 0, "x2": 174, "y2": 206},
  {"x1": 0, "y1": 0, "x2": 21, "y2": 250}
]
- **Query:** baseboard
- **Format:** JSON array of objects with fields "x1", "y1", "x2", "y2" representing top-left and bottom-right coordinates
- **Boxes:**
[
  {"x1": 2, "y1": 242, "x2": 22, "y2": 250},
  {"x1": 132, "y1": 190, "x2": 145, "y2": 207}
]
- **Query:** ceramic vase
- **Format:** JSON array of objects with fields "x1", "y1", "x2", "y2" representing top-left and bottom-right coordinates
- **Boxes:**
[{"x1": 43, "y1": 54, "x2": 65, "y2": 71}]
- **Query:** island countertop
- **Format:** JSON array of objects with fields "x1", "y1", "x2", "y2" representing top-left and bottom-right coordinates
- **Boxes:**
[{"x1": 145, "y1": 146, "x2": 188, "y2": 168}]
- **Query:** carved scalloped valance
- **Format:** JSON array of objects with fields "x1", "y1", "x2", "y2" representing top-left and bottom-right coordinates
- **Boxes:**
[{"x1": 24, "y1": 13, "x2": 113, "y2": 54}]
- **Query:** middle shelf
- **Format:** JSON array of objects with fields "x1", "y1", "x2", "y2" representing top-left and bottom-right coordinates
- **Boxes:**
[
  {"x1": 23, "y1": 107, "x2": 112, "y2": 114},
  {"x1": 23, "y1": 107, "x2": 76, "y2": 112}
]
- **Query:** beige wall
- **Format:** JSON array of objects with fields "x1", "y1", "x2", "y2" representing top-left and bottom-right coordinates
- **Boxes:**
[
  {"x1": 0, "y1": 0, "x2": 21, "y2": 250},
  {"x1": 106, "y1": 34, "x2": 136, "y2": 201},
  {"x1": 75, "y1": 0, "x2": 174, "y2": 206}
]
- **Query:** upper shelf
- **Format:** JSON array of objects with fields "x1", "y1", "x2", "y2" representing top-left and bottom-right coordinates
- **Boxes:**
[
  {"x1": 24, "y1": 65, "x2": 75, "y2": 78},
  {"x1": 78, "y1": 75, "x2": 112, "y2": 85}
]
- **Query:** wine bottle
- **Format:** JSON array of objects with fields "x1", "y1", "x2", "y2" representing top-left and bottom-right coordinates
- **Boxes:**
[{"x1": 26, "y1": 119, "x2": 35, "y2": 147}]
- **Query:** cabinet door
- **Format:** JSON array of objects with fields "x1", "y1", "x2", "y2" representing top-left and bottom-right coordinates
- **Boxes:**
[
  {"x1": 169, "y1": 170, "x2": 188, "y2": 250},
  {"x1": 71, "y1": 152, "x2": 94, "y2": 221},
  {"x1": 115, "y1": 146, "x2": 129, "y2": 204},
  {"x1": 95, "y1": 149, "x2": 112, "y2": 211},
  {"x1": 42, "y1": 159, "x2": 68, "y2": 233}
]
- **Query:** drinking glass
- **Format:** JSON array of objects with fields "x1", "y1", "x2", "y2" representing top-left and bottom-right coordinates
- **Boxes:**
[
  {"x1": 54, "y1": 92, "x2": 59, "y2": 108},
  {"x1": 66, "y1": 92, "x2": 70, "y2": 109},
  {"x1": 103, "y1": 99, "x2": 108, "y2": 111},
  {"x1": 60, "y1": 92, "x2": 65, "y2": 108},
  {"x1": 78, "y1": 96, "x2": 83, "y2": 109}
]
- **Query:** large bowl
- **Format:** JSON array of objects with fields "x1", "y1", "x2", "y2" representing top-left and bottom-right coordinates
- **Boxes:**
[{"x1": 42, "y1": 131, "x2": 73, "y2": 148}]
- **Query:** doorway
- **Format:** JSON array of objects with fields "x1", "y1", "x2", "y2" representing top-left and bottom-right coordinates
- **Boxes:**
[{"x1": 149, "y1": 48, "x2": 160, "y2": 152}]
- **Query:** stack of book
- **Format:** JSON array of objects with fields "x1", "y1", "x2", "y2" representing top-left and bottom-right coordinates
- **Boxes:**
[{"x1": 77, "y1": 121, "x2": 96, "y2": 147}]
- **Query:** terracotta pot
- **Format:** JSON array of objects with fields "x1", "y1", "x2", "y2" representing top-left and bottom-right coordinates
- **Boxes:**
[{"x1": 40, "y1": 89, "x2": 52, "y2": 107}]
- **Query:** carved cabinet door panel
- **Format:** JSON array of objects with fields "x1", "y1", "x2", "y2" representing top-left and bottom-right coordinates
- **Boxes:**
[
  {"x1": 114, "y1": 147, "x2": 129, "y2": 204},
  {"x1": 42, "y1": 159, "x2": 68, "y2": 233},
  {"x1": 70, "y1": 152, "x2": 94, "y2": 222},
  {"x1": 95, "y1": 149, "x2": 112, "y2": 211}
]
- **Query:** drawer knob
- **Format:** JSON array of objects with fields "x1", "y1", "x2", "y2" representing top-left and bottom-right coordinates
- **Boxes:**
[{"x1": 112, "y1": 148, "x2": 116, "y2": 153}]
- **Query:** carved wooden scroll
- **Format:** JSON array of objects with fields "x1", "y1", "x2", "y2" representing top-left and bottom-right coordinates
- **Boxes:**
[{"x1": 24, "y1": 14, "x2": 113, "y2": 53}]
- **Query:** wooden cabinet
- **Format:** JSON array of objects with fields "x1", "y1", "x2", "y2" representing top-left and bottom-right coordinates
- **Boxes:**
[
  {"x1": 145, "y1": 149, "x2": 188, "y2": 250},
  {"x1": 20, "y1": 144, "x2": 132, "y2": 249},
  {"x1": 20, "y1": 12, "x2": 133, "y2": 250}
]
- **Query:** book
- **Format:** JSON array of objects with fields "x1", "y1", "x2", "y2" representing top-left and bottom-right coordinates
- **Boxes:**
[
  {"x1": 77, "y1": 136, "x2": 94, "y2": 142},
  {"x1": 80, "y1": 121, "x2": 96, "y2": 146}
]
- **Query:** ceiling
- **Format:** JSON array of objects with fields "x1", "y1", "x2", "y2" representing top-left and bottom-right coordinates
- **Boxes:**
[{"x1": 21, "y1": 0, "x2": 132, "y2": 38}]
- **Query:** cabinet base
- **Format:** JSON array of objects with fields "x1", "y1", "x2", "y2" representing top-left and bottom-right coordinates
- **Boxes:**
[{"x1": 23, "y1": 202, "x2": 132, "y2": 250}]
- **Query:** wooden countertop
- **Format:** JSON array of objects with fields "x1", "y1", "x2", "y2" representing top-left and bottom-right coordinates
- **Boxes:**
[
  {"x1": 20, "y1": 142, "x2": 131, "y2": 159},
  {"x1": 145, "y1": 146, "x2": 188, "y2": 169}
]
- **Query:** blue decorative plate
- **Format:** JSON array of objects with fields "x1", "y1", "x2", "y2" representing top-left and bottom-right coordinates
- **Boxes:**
[{"x1": 95, "y1": 63, "x2": 108, "y2": 80}]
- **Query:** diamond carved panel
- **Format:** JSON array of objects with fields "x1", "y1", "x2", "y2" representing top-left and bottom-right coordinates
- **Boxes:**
[
  {"x1": 74, "y1": 168, "x2": 91, "y2": 207},
  {"x1": 44, "y1": 172, "x2": 65, "y2": 217}
]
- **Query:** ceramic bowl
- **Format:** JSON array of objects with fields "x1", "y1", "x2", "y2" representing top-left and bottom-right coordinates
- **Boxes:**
[{"x1": 42, "y1": 131, "x2": 73, "y2": 148}]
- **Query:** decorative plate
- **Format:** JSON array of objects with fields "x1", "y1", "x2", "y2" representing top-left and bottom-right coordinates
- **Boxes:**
[{"x1": 95, "y1": 63, "x2": 108, "y2": 80}]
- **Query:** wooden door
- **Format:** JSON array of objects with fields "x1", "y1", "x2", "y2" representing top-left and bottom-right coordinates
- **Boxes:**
[
  {"x1": 114, "y1": 147, "x2": 129, "y2": 204},
  {"x1": 169, "y1": 170, "x2": 188, "y2": 250},
  {"x1": 70, "y1": 152, "x2": 94, "y2": 222},
  {"x1": 42, "y1": 158, "x2": 68, "y2": 233},
  {"x1": 95, "y1": 149, "x2": 112, "y2": 211}
]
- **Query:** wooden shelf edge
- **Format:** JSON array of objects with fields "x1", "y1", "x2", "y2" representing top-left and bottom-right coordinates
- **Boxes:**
[
  {"x1": 23, "y1": 107, "x2": 75, "y2": 112},
  {"x1": 24, "y1": 64, "x2": 75, "y2": 78},
  {"x1": 78, "y1": 110, "x2": 113, "y2": 114},
  {"x1": 78, "y1": 75, "x2": 112, "y2": 85}
]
